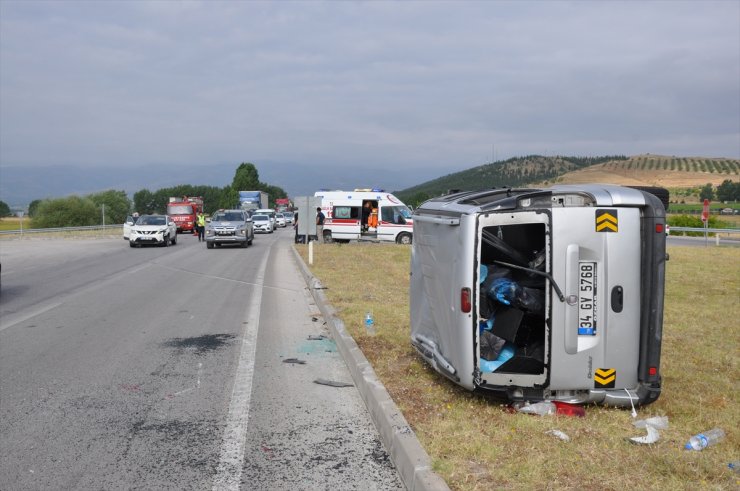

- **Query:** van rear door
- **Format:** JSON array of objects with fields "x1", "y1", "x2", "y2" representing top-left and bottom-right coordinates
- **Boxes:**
[{"x1": 549, "y1": 206, "x2": 641, "y2": 392}]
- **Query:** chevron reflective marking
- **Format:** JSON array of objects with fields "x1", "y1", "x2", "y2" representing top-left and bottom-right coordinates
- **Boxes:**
[
  {"x1": 594, "y1": 368, "x2": 616, "y2": 388},
  {"x1": 595, "y1": 209, "x2": 618, "y2": 232}
]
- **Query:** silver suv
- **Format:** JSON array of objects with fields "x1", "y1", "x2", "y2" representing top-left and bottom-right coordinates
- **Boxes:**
[{"x1": 205, "y1": 210, "x2": 254, "y2": 249}]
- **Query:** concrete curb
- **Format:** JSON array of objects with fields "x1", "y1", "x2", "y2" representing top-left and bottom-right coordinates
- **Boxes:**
[{"x1": 291, "y1": 245, "x2": 450, "y2": 491}]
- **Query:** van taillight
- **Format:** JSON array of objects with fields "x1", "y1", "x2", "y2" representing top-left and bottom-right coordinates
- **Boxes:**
[
  {"x1": 461, "y1": 288, "x2": 471, "y2": 313},
  {"x1": 655, "y1": 224, "x2": 664, "y2": 233}
]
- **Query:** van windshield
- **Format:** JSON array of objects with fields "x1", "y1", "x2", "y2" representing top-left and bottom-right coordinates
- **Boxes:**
[{"x1": 397, "y1": 206, "x2": 412, "y2": 219}]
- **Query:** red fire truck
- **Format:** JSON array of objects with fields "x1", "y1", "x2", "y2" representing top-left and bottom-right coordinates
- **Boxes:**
[{"x1": 166, "y1": 196, "x2": 204, "y2": 234}]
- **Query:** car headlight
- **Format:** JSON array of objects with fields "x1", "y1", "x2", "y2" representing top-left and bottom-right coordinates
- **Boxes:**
[{"x1": 206, "y1": 229, "x2": 213, "y2": 236}]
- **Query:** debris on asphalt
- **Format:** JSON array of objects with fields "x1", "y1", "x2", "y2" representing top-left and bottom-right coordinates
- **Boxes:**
[
  {"x1": 282, "y1": 358, "x2": 307, "y2": 364},
  {"x1": 314, "y1": 378, "x2": 353, "y2": 387}
]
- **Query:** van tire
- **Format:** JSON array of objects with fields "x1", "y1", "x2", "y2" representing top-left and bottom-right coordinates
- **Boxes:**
[
  {"x1": 396, "y1": 232, "x2": 412, "y2": 245},
  {"x1": 207, "y1": 241, "x2": 214, "y2": 249},
  {"x1": 323, "y1": 231, "x2": 333, "y2": 243},
  {"x1": 628, "y1": 186, "x2": 670, "y2": 211}
]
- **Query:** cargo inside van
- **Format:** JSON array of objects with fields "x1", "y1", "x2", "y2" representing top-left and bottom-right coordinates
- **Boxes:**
[{"x1": 476, "y1": 213, "x2": 550, "y2": 389}]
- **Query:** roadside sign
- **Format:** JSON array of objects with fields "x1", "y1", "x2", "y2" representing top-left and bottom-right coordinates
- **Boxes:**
[{"x1": 701, "y1": 199, "x2": 710, "y2": 222}]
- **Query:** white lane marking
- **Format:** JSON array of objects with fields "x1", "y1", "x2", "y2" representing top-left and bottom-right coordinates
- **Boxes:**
[
  {"x1": 212, "y1": 250, "x2": 269, "y2": 490},
  {"x1": 0, "y1": 302, "x2": 62, "y2": 333}
]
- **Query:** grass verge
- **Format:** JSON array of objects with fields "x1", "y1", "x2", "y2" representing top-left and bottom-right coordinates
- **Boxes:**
[{"x1": 296, "y1": 243, "x2": 739, "y2": 491}]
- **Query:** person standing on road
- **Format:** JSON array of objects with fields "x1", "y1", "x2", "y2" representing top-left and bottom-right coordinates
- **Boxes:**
[
  {"x1": 197, "y1": 212, "x2": 206, "y2": 242},
  {"x1": 315, "y1": 207, "x2": 325, "y2": 243}
]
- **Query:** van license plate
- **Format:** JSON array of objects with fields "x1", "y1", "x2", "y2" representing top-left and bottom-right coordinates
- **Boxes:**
[{"x1": 578, "y1": 261, "x2": 596, "y2": 335}]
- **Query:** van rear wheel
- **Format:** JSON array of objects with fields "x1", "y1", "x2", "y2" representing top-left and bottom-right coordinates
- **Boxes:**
[
  {"x1": 323, "y1": 230, "x2": 333, "y2": 243},
  {"x1": 396, "y1": 232, "x2": 412, "y2": 245}
]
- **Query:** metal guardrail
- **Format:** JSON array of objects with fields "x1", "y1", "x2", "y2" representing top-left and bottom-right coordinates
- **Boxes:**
[
  {"x1": 0, "y1": 224, "x2": 123, "y2": 235},
  {"x1": 669, "y1": 227, "x2": 740, "y2": 234}
]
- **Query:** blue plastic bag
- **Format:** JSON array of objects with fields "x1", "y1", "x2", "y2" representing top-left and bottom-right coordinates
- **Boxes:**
[{"x1": 479, "y1": 343, "x2": 515, "y2": 373}]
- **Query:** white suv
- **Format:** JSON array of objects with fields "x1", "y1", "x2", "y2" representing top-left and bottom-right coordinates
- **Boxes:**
[{"x1": 129, "y1": 214, "x2": 178, "y2": 247}]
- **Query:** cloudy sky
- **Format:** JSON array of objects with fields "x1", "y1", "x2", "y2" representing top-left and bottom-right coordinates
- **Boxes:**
[{"x1": 1, "y1": 0, "x2": 738, "y2": 198}]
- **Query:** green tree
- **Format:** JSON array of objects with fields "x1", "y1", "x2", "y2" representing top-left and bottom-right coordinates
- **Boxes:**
[
  {"x1": 32, "y1": 196, "x2": 98, "y2": 228},
  {"x1": 260, "y1": 184, "x2": 288, "y2": 208},
  {"x1": 28, "y1": 199, "x2": 42, "y2": 217},
  {"x1": 219, "y1": 185, "x2": 238, "y2": 210},
  {"x1": 716, "y1": 179, "x2": 740, "y2": 202},
  {"x1": 87, "y1": 190, "x2": 131, "y2": 224},
  {"x1": 699, "y1": 183, "x2": 714, "y2": 201},
  {"x1": 0, "y1": 200, "x2": 10, "y2": 217},
  {"x1": 133, "y1": 189, "x2": 157, "y2": 214},
  {"x1": 231, "y1": 163, "x2": 261, "y2": 191}
]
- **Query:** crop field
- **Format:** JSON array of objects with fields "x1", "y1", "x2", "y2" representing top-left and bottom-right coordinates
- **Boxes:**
[
  {"x1": 547, "y1": 155, "x2": 739, "y2": 192},
  {"x1": 296, "y1": 243, "x2": 739, "y2": 490}
]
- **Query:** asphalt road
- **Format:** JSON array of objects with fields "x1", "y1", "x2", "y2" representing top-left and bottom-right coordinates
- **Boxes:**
[
  {"x1": 0, "y1": 229, "x2": 403, "y2": 490},
  {"x1": 667, "y1": 234, "x2": 740, "y2": 248}
]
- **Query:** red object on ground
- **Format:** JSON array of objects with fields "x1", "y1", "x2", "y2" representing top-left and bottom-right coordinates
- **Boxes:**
[{"x1": 553, "y1": 401, "x2": 586, "y2": 417}]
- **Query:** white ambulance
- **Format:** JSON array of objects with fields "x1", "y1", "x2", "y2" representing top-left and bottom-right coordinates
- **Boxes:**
[{"x1": 314, "y1": 189, "x2": 414, "y2": 244}]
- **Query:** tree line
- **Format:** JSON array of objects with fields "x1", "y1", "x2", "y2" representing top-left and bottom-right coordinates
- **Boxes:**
[
  {"x1": 698, "y1": 180, "x2": 740, "y2": 202},
  {"x1": 6, "y1": 163, "x2": 287, "y2": 228}
]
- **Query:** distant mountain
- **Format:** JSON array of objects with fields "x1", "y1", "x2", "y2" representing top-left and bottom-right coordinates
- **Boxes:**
[
  {"x1": 4, "y1": 154, "x2": 738, "y2": 209},
  {"x1": 0, "y1": 160, "x2": 428, "y2": 208},
  {"x1": 394, "y1": 154, "x2": 740, "y2": 205}
]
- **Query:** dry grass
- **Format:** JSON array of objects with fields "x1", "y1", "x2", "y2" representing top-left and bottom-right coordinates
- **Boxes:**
[{"x1": 296, "y1": 242, "x2": 739, "y2": 491}]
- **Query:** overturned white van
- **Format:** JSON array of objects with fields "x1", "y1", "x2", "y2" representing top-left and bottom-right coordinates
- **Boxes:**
[{"x1": 410, "y1": 185, "x2": 667, "y2": 407}]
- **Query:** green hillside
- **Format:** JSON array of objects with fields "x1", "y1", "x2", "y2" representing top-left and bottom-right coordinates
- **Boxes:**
[
  {"x1": 395, "y1": 155, "x2": 740, "y2": 207},
  {"x1": 394, "y1": 155, "x2": 627, "y2": 205}
]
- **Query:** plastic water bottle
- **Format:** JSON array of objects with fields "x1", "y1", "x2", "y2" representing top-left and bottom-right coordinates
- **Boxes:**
[
  {"x1": 515, "y1": 401, "x2": 556, "y2": 416},
  {"x1": 364, "y1": 311, "x2": 376, "y2": 335},
  {"x1": 685, "y1": 428, "x2": 725, "y2": 450}
]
